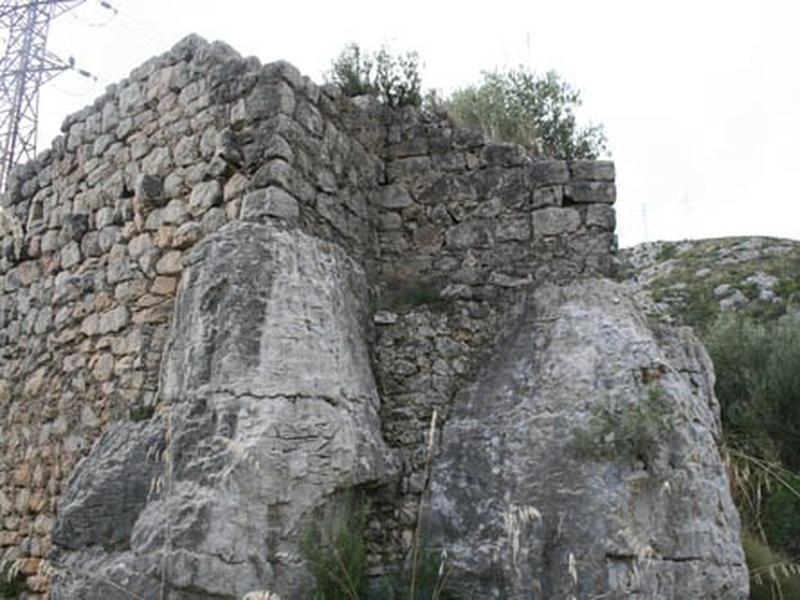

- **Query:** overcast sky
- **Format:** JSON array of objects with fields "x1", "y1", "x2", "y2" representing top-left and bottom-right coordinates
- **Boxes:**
[{"x1": 36, "y1": 0, "x2": 800, "y2": 247}]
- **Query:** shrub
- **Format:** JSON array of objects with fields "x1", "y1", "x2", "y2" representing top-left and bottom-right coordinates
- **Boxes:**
[
  {"x1": 743, "y1": 533, "x2": 800, "y2": 600},
  {"x1": 372, "y1": 547, "x2": 455, "y2": 600},
  {"x1": 327, "y1": 46, "x2": 609, "y2": 158},
  {"x1": 763, "y1": 472, "x2": 800, "y2": 558},
  {"x1": 327, "y1": 44, "x2": 422, "y2": 108},
  {"x1": 301, "y1": 499, "x2": 369, "y2": 600},
  {"x1": 655, "y1": 243, "x2": 678, "y2": 262},
  {"x1": 704, "y1": 313, "x2": 800, "y2": 470},
  {"x1": 327, "y1": 43, "x2": 374, "y2": 98},
  {"x1": 300, "y1": 500, "x2": 455, "y2": 599},
  {"x1": 301, "y1": 411, "x2": 453, "y2": 599},
  {"x1": 443, "y1": 68, "x2": 607, "y2": 158},
  {"x1": 571, "y1": 388, "x2": 673, "y2": 467},
  {"x1": 706, "y1": 313, "x2": 800, "y2": 595},
  {"x1": 129, "y1": 405, "x2": 155, "y2": 422}
]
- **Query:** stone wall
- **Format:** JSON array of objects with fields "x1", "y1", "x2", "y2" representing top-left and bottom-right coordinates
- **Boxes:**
[
  {"x1": 0, "y1": 35, "x2": 616, "y2": 596},
  {"x1": 364, "y1": 108, "x2": 617, "y2": 562},
  {"x1": 375, "y1": 108, "x2": 616, "y2": 294}
]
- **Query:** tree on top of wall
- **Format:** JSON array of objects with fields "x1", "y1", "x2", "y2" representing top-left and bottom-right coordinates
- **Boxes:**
[
  {"x1": 326, "y1": 44, "x2": 608, "y2": 159},
  {"x1": 327, "y1": 43, "x2": 422, "y2": 109},
  {"x1": 442, "y1": 68, "x2": 608, "y2": 159}
]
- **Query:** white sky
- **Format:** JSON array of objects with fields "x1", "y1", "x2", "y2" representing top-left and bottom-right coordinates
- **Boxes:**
[{"x1": 35, "y1": 0, "x2": 800, "y2": 247}]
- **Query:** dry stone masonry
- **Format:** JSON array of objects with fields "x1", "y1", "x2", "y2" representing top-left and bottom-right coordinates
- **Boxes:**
[{"x1": 0, "y1": 35, "x2": 746, "y2": 598}]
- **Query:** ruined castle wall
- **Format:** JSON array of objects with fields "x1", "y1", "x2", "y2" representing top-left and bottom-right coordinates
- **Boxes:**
[
  {"x1": 0, "y1": 36, "x2": 617, "y2": 595},
  {"x1": 369, "y1": 107, "x2": 617, "y2": 450},
  {"x1": 0, "y1": 36, "x2": 382, "y2": 595},
  {"x1": 363, "y1": 109, "x2": 617, "y2": 558},
  {"x1": 374, "y1": 109, "x2": 616, "y2": 296}
]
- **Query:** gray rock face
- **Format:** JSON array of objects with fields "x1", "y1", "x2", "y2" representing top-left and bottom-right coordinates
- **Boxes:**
[
  {"x1": 427, "y1": 279, "x2": 748, "y2": 599},
  {"x1": 51, "y1": 222, "x2": 394, "y2": 599}
]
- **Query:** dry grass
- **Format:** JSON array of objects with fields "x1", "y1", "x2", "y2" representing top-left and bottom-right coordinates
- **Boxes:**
[
  {"x1": 159, "y1": 405, "x2": 174, "y2": 600},
  {"x1": 502, "y1": 503, "x2": 541, "y2": 570},
  {"x1": 242, "y1": 591, "x2": 283, "y2": 600},
  {"x1": 408, "y1": 409, "x2": 439, "y2": 597},
  {"x1": 724, "y1": 447, "x2": 800, "y2": 539},
  {"x1": 744, "y1": 534, "x2": 800, "y2": 600}
]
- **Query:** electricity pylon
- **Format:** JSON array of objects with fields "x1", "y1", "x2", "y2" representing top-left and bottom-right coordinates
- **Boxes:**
[{"x1": 0, "y1": 0, "x2": 86, "y2": 191}]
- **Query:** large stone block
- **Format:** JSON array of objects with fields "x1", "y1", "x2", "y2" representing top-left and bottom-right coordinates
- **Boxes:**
[
  {"x1": 239, "y1": 81, "x2": 296, "y2": 121},
  {"x1": 51, "y1": 223, "x2": 394, "y2": 599},
  {"x1": 586, "y1": 204, "x2": 616, "y2": 231},
  {"x1": 569, "y1": 160, "x2": 615, "y2": 181},
  {"x1": 134, "y1": 174, "x2": 165, "y2": 210},
  {"x1": 564, "y1": 181, "x2": 617, "y2": 204},
  {"x1": 529, "y1": 160, "x2": 569, "y2": 184},
  {"x1": 381, "y1": 184, "x2": 413, "y2": 209},
  {"x1": 188, "y1": 180, "x2": 222, "y2": 214},
  {"x1": 428, "y1": 280, "x2": 748, "y2": 599},
  {"x1": 445, "y1": 220, "x2": 493, "y2": 249},
  {"x1": 240, "y1": 187, "x2": 299, "y2": 221},
  {"x1": 532, "y1": 206, "x2": 581, "y2": 236}
]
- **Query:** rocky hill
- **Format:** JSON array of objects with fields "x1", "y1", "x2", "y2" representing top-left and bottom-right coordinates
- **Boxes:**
[{"x1": 619, "y1": 236, "x2": 800, "y2": 331}]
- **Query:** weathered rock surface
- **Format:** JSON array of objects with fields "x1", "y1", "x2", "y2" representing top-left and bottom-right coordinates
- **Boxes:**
[
  {"x1": 427, "y1": 279, "x2": 748, "y2": 599},
  {"x1": 51, "y1": 222, "x2": 394, "y2": 599}
]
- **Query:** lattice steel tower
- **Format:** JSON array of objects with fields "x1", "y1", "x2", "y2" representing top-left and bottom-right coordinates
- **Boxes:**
[{"x1": 0, "y1": 0, "x2": 86, "y2": 190}]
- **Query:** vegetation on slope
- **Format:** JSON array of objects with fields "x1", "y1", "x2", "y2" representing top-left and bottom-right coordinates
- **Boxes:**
[
  {"x1": 620, "y1": 237, "x2": 800, "y2": 333},
  {"x1": 623, "y1": 236, "x2": 800, "y2": 598}
]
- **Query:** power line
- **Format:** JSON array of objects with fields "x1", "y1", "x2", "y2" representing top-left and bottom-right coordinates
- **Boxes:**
[
  {"x1": 68, "y1": 8, "x2": 113, "y2": 28},
  {"x1": 641, "y1": 203, "x2": 648, "y2": 240},
  {"x1": 0, "y1": 0, "x2": 106, "y2": 191},
  {"x1": 110, "y1": 0, "x2": 172, "y2": 47}
]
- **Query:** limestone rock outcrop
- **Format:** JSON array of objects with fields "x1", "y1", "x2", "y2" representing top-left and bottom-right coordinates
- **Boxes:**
[
  {"x1": 427, "y1": 279, "x2": 748, "y2": 598},
  {"x1": 51, "y1": 223, "x2": 393, "y2": 598}
]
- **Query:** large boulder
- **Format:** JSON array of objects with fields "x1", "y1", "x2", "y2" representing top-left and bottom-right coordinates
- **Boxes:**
[
  {"x1": 427, "y1": 279, "x2": 748, "y2": 599},
  {"x1": 51, "y1": 222, "x2": 394, "y2": 599}
]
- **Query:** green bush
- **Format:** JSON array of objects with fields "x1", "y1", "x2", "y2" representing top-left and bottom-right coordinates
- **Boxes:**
[
  {"x1": 301, "y1": 502, "x2": 455, "y2": 599},
  {"x1": 301, "y1": 500, "x2": 369, "y2": 600},
  {"x1": 743, "y1": 533, "x2": 800, "y2": 600},
  {"x1": 327, "y1": 45, "x2": 609, "y2": 158},
  {"x1": 571, "y1": 388, "x2": 673, "y2": 467},
  {"x1": 704, "y1": 314, "x2": 800, "y2": 469},
  {"x1": 763, "y1": 472, "x2": 800, "y2": 558},
  {"x1": 327, "y1": 43, "x2": 374, "y2": 98},
  {"x1": 327, "y1": 44, "x2": 422, "y2": 108},
  {"x1": 129, "y1": 405, "x2": 155, "y2": 422},
  {"x1": 443, "y1": 68, "x2": 607, "y2": 158},
  {"x1": 655, "y1": 243, "x2": 678, "y2": 262},
  {"x1": 705, "y1": 313, "x2": 800, "y2": 594},
  {"x1": 372, "y1": 547, "x2": 456, "y2": 600}
]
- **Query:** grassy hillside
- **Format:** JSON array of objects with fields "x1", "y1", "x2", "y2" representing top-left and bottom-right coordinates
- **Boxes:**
[{"x1": 619, "y1": 237, "x2": 800, "y2": 333}]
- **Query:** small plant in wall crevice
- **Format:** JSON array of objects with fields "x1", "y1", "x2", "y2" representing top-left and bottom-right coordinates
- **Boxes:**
[
  {"x1": 300, "y1": 411, "x2": 456, "y2": 599},
  {"x1": 570, "y1": 387, "x2": 674, "y2": 468}
]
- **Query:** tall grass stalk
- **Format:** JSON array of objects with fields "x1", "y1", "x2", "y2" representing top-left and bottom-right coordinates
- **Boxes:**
[
  {"x1": 159, "y1": 405, "x2": 174, "y2": 600},
  {"x1": 408, "y1": 408, "x2": 438, "y2": 599}
]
